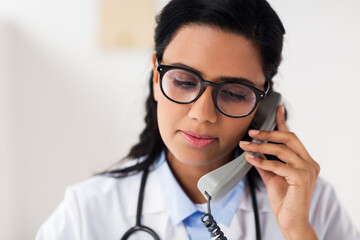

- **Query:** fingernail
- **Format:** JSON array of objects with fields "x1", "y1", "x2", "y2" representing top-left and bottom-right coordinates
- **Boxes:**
[
  {"x1": 240, "y1": 141, "x2": 250, "y2": 145},
  {"x1": 281, "y1": 105, "x2": 285, "y2": 115},
  {"x1": 246, "y1": 153, "x2": 255, "y2": 159},
  {"x1": 249, "y1": 130, "x2": 260, "y2": 135}
]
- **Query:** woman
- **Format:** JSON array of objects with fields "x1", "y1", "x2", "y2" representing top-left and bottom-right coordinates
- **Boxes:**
[{"x1": 36, "y1": 0, "x2": 359, "y2": 239}]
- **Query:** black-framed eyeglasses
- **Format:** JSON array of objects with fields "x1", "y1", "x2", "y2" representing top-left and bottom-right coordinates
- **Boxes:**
[{"x1": 156, "y1": 58, "x2": 269, "y2": 118}]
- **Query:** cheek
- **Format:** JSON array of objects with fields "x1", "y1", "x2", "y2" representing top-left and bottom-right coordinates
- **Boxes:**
[
  {"x1": 220, "y1": 117, "x2": 253, "y2": 145},
  {"x1": 156, "y1": 96, "x2": 187, "y2": 137}
]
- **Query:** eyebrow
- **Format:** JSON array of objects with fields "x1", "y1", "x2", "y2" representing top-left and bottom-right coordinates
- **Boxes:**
[{"x1": 168, "y1": 62, "x2": 256, "y2": 87}]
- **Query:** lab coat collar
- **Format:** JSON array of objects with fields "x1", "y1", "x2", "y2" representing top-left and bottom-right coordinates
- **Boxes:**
[{"x1": 124, "y1": 166, "x2": 167, "y2": 218}]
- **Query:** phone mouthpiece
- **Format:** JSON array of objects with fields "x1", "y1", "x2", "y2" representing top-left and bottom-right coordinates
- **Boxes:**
[{"x1": 197, "y1": 156, "x2": 253, "y2": 203}]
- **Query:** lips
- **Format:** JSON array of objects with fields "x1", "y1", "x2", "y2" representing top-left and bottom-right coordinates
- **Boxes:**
[{"x1": 179, "y1": 130, "x2": 217, "y2": 148}]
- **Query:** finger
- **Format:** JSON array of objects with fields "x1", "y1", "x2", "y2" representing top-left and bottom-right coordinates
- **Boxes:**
[
  {"x1": 254, "y1": 165, "x2": 276, "y2": 185},
  {"x1": 240, "y1": 141, "x2": 306, "y2": 168},
  {"x1": 247, "y1": 129, "x2": 312, "y2": 162},
  {"x1": 242, "y1": 140, "x2": 321, "y2": 179},
  {"x1": 258, "y1": 153, "x2": 267, "y2": 160},
  {"x1": 276, "y1": 105, "x2": 289, "y2": 132},
  {"x1": 245, "y1": 153, "x2": 309, "y2": 186},
  {"x1": 254, "y1": 154, "x2": 276, "y2": 183}
]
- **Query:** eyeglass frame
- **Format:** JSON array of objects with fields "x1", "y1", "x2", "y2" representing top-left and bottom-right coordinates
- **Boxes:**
[{"x1": 155, "y1": 58, "x2": 270, "y2": 118}]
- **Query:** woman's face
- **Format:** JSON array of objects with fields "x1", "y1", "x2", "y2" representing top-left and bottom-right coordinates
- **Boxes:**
[{"x1": 152, "y1": 25, "x2": 265, "y2": 167}]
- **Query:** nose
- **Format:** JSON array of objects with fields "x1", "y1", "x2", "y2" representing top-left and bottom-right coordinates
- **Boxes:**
[{"x1": 188, "y1": 87, "x2": 218, "y2": 123}]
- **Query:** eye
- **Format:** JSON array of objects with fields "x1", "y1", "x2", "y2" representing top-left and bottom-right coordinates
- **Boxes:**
[
  {"x1": 173, "y1": 79, "x2": 198, "y2": 89},
  {"x1": 219, "y1": 89, "x2": 247, "y2": 102},
  {"x1": 165, "y1": 69, "x2": 200, "y2": 91},
  {"x1": 217, "y1": 83, "x2": 257, "y2": 105}
]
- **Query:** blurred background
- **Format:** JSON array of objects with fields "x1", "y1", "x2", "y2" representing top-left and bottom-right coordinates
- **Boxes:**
[{"x1": 0, "y1": 0, "x2": 359, "y2": 239}]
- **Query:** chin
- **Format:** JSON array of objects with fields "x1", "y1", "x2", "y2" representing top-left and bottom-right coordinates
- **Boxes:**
[{"x1": 170, "y1": 148, "x2": 225, "y2": 167}]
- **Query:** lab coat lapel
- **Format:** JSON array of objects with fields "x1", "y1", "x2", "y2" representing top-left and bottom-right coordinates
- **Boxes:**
[
  {"x1": 215, "y1": 214, "x2": 244, "y2": 240},
  {"x1": 135, "y1": 168, "x2": 189, "y2": 239},
  {"x1": 164, "y1": 216, "x2": 190, "y2": 240}
]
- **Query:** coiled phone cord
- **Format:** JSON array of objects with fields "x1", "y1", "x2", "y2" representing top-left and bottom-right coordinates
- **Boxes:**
[
  {"x1": 200, "y1": 174, "x2": 261, "y2": 240},
  {"x1": 201, "y1": 192, "x2": 228, "y2": 240}
]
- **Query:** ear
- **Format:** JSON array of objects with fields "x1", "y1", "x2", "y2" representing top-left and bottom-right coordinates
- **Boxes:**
[{"x1": 152, "y1": 54, "x2": 159, "y2": 102}]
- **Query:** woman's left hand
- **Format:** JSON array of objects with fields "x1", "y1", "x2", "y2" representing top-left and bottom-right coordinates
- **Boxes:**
[{"x1": 239, "y1": 105, "x2": 320, "y2": 240}]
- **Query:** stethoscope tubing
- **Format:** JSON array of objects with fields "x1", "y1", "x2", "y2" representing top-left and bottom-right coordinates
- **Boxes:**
[{"x1": 120, "y1": 166, "x2": 160, "y2": 240}]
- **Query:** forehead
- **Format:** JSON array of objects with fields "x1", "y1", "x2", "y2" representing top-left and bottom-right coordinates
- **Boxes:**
[{"x1": 162, "y1": 25, "x2": 265, "y2": 88}]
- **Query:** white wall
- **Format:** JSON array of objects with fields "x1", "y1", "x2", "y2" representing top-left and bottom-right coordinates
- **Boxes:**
[
  {"x1": 0, "y1": 0, "x2": 359, "y2": 239},
  {"x1": 270, "y1": 0, "x2": 360, "y2": 231}
]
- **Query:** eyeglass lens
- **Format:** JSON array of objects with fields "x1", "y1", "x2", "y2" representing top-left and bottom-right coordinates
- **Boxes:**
[{"x1": 161, "y1": 69, "x2": 257, "y2": 117}]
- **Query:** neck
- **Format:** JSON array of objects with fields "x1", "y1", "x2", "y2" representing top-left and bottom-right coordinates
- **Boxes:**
[{"x1": 166, "y1": 150, "x2": 233, "y2": 204}]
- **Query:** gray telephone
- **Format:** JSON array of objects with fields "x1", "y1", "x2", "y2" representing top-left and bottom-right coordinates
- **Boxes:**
[{"x1": 197, "y1": 91, "x2": 282, "y2": 202}]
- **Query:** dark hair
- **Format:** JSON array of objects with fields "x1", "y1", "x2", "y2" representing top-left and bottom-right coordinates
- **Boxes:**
[{"x1": 101, "y1": 0, "x2": 285, "y2": 177}]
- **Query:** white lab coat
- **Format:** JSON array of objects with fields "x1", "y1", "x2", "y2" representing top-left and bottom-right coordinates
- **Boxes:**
[{"x1": 35, "y1": 167, "x2": 360, "y2": 240}]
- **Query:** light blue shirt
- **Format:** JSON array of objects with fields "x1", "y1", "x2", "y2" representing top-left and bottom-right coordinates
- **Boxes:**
[{"x1": 156, "y1": 151, "x2": 245, "y2": 240}]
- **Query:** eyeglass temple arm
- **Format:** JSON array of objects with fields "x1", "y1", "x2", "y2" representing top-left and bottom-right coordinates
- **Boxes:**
[
  {"x1": 263, "y1": 80, "x2": 271, "y2": 98},
  {"x1": 155, "y1": 58, "x2": 161, "y2": 69}
]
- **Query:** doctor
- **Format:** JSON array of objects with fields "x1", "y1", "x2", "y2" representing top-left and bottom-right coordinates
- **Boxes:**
[{"x1": 36, "y1": 0, "x2": 360, "y2": 239}]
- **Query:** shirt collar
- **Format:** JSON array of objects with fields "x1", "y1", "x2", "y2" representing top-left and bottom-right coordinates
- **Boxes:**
[{"x1": 156, "y1": 151, "x2": 245, "y2": 227}]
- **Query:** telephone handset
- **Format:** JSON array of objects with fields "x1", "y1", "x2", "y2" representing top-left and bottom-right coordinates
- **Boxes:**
[{"x1": 197, "y1": 91, "x2": 282, "y2": 202}]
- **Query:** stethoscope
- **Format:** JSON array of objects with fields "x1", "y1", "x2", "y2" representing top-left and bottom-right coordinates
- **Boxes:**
[{"x1": 121, "y1": 166, "x2": 261, "y2": 240}]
